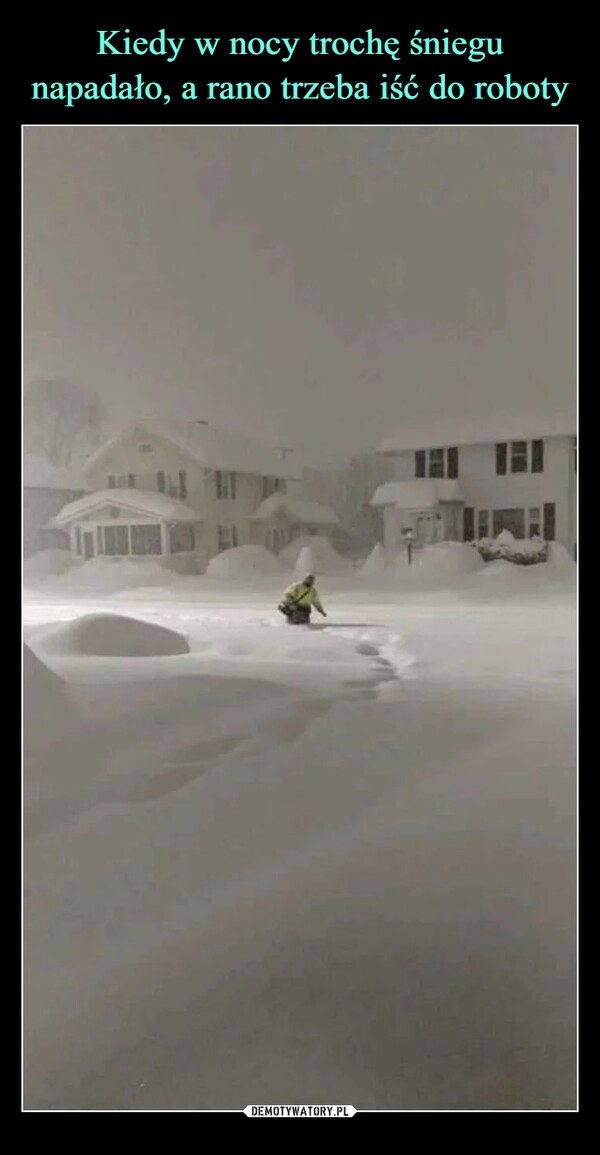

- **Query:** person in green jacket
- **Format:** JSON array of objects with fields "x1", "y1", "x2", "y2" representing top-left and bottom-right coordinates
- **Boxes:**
[{"x1": 278, "y1": 573, "x2": 327, "y2": 625}]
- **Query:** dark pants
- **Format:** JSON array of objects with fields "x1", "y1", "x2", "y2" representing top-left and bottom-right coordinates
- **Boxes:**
[{"x1": 279, "y1": 604, "x2": 311, "y2": 625}]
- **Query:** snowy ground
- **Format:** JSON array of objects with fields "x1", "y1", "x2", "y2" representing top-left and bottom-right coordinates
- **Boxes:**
[{"x1": 23, "y1": 570, "x2": 577, "y2": 1111}]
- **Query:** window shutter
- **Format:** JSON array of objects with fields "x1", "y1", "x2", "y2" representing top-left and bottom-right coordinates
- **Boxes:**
[
  {"x1": 495, "y1": 443, "x2": 507, "y2": 475},
  {"x1": 531, "y1": 440, "x2": 544, "y2": 473},
  {"x1": 415, "y1": 450, "x2": 426, "y2": 478},
  {"x1": 447, "y1": 447, "x2": 459, "y2": 479}
]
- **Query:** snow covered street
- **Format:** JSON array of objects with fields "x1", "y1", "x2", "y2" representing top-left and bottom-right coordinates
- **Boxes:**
[{"x1": 22, "y1": 575, "x2": 576, "y2": 1110}]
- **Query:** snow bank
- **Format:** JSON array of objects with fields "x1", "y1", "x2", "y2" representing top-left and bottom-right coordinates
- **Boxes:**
[
  {"x1": 545, "y1": 542, "x2": 577, "y2": 578},
  {"x1": 33, "y1": 613, "x2": 191, "y2": 658},
  {"x1": 206, "y1": 545, "x2": 283, "y2": 579},
  {"x1": 280, "y1": 536, "x2": 354, "y2": 576},
  {"x1": 23, "y1": 643, "x2": 79, "y2": 752},
  {"x1": 393, "y1": 541, "x2": 484, "y2": 582},
  {"x1": 50, "y1": 557, "x2": 174, "y2": 593},
  {"x1": 356, "y1": 543, "x2": 388, "y2": 578},
  {"x1": 23, "y1": 549, "x2": 73, "y2": 585}
]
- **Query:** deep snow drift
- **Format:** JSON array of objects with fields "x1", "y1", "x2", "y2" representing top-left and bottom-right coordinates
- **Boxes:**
[
  {"x1": 22, "y1": 565, "x2": 576, "y2": 1110},
  {"x1": 34, "y1": 613, "x2": 191, "y2": 658}
]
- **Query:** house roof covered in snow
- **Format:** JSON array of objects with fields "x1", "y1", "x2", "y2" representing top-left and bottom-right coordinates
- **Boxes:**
[
  {"x1": 51, "y1": 489, "x2": 200, "y2": 526},
  {"x1": 82, "y1": 420, "x2": 304, "y2": 480},
  {"x1": 23, "y1": 454, "x2": 88, "y2": 491},
  {"x1": 371, "y1": 480, "x2": 463, "y2": 508},
  {"x1": 251, "y1": 493, "x2": 339, "y2": 525},
  {"x1": 378, "y1": 414, "x2": 576, "y2": 454}
]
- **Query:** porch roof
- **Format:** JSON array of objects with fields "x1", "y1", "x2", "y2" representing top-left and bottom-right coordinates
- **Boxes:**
[
  {"x1": 51, "y1": 488, "x2": 200, "y2": 527},
  {"x1": 251, "y1": 493, "x2": 338, "y2": 525},
  {"x1": 371, "y1": 479, "x2": 464, "y2": 509}
]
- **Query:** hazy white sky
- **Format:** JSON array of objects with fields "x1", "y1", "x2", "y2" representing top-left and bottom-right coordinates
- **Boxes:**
[{"x1": 23, "y1": 125, "x2": 576, "y2": 462}]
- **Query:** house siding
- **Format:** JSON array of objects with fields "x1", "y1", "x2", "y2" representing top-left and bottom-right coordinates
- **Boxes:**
[
  {"x1": 82, "y1": 426, "x2": 294, "y2": 562},
  {"x1": 384, "y1": 436, "x2": 575, "y2": 553}
]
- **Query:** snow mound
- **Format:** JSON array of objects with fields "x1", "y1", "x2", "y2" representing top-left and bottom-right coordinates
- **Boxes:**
[
  {"x1": 206, "y1": 545, "x2": 283, "y2": 578},
  {"x1": 545, "y1": 542, "x2": 577, "y2": 578},
  {"x1": 33, "y1": 613, "x2": 191, "y2": 658},
  {"x1": 51, "y1": 557, "x2": 174, "y2": 593},
  {"x1": 356, "y1": 543, "x2": 387, "y2": 578},
  {"x1": 393, "y1": 542, "x2": 483, "y2": 580},
  {"x1": 279, "y1": 535, "x2": 353, "y2": 576},
  {"x1": 293, "y1": 544, "x2": 316, "y2": 579},
  {"x1": 23, "y1": 549, "x2": 73, "y2": 584},
  {"x1": 23, "y1": 644, "x2": 79, "y2": 751}
]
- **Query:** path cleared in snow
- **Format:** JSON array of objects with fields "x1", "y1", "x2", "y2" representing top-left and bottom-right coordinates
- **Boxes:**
[{"x1": 23, "y1": 582, "x2": 576, "y2": 1110}]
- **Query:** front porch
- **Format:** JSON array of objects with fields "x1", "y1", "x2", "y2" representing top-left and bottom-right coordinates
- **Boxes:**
[{"x1": 51, "y1": 489, "x2": 205, "y2": 572}]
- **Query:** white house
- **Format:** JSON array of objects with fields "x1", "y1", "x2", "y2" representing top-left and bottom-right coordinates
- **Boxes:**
[
  {"x1": 51, "y1": 420, "x2": 315, "y2": 571},
  {"x1": 372, "y1": 417, "x2": 576, "y2": 557},
  {"x1": 249, "y1": 493, "x2": 339, "y2": 554}
]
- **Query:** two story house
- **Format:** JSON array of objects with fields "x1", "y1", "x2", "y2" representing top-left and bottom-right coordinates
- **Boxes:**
[
  {"x1": 51, "y1": 420, "x2": 333, "y2": 571},
  {"x1": 371, "y1": 418, "x2": 577, "y2": 557}
]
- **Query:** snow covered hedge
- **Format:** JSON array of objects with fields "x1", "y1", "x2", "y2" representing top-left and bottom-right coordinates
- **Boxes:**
[{"x1": 475, "y1": 530, "x2": 549, "y2": 566}]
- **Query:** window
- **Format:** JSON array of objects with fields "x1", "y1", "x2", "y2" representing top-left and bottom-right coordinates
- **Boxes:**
[
  {"x1": 463, "y1": 507, "x2": 475, "y2": 542},
  {"x1": 477, "y1": 510, "x2": 489, "y2": 539},
  {"x1": 99, "y1": 525, "x2": 130, "y2": 556},
  {"x1": 493, "y1": 508, "x2": 525, "y2": 539},
  {"x1": 169, "y1": 523, "x2": 195, "y2": 553},
  {"x1": 217, "y1": 525, "x2": 230, "y2": 551},
  {"x1": 510, "y1": 441, "x2": 528, "y2": 473},
  {"x1": 178, "y1": 470, "x2": 187, "y2": 501},
  {"x1": 128, "y1": 474, "x2": 136, "y2": 488},
  {"x1": 543, "y1": 503, "x2": 556, "y2": 542},
  {"x1": 531, "y1": 439, "x2": 544, "y2": 473},
  {"x1": 216, "y1": 471, "x2": 237, "y2": 499},
  {"x1": 528, "y1": 507, "x2": 541, "y2": 537},
  {"x1": 157, "y1": 471, "x2": 166, "y2": 493},
  {"x1": 74, "y1": 527, "x2": 82, "y2": 556},
  {"x1": 415, "y1": 448, "x2": 459, "y2": 479},
  {"x1": 131, "y1": 524, "x2": 162, "y2": 555},
  {"x1": 497, "y1": 440, "x2": 544, "y2": 475},
  {"x1": 428, "y1": 448, "x2": 444, "y2": 479}
]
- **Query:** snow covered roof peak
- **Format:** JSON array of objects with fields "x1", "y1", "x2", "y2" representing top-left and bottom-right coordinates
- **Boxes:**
[
  {"x1": 52, "y1": 488, "x2": 200, "y2": 526},
  {"x1": 82, "y1": 420, "x2": 304, "y2": 480}
]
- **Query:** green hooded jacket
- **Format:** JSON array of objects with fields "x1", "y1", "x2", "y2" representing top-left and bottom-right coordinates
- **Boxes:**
[{"x1": 281, "y1": 580, "x2": 324, "y2": 612}]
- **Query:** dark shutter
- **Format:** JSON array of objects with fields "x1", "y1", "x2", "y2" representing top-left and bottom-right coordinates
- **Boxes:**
[
  {"x1": 108, "y1": 475, "x2": 115, "y2": 489},
  {"x1": 495, "y1": 443, "x2": 507, "y2": 475},
  {"x1": 179, "y1": 470, "x2": 187, "y2": 500},
  {"x1": 127, "y1": 474, "x2": 136, "y2": 488},
  {"x1": 543, "y1": 503, "x2": 556, "y2": 541},
  {"x1": 415, "y1": 450, "x2": 426, "y2": 478},
  {"x1": 230, "y1": 472, "x2": 237, "y2": 500},
  {"x1": 463, "y1": 507, "x2": 475, "y2": 542},
  {"x1": 531, "y1": 440, "x2": 544, "y2": 473},
  {"x1": 447, "y1": 447, "x2": 459, "y2": 479},
  {"x1": 157, "y1": 471, "x2": 165, "y2": 493}
]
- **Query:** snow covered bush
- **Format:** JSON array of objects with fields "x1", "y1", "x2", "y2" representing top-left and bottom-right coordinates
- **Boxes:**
[{"x1": 475, "y1": 530, "x2": 548, "y2": 566}]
